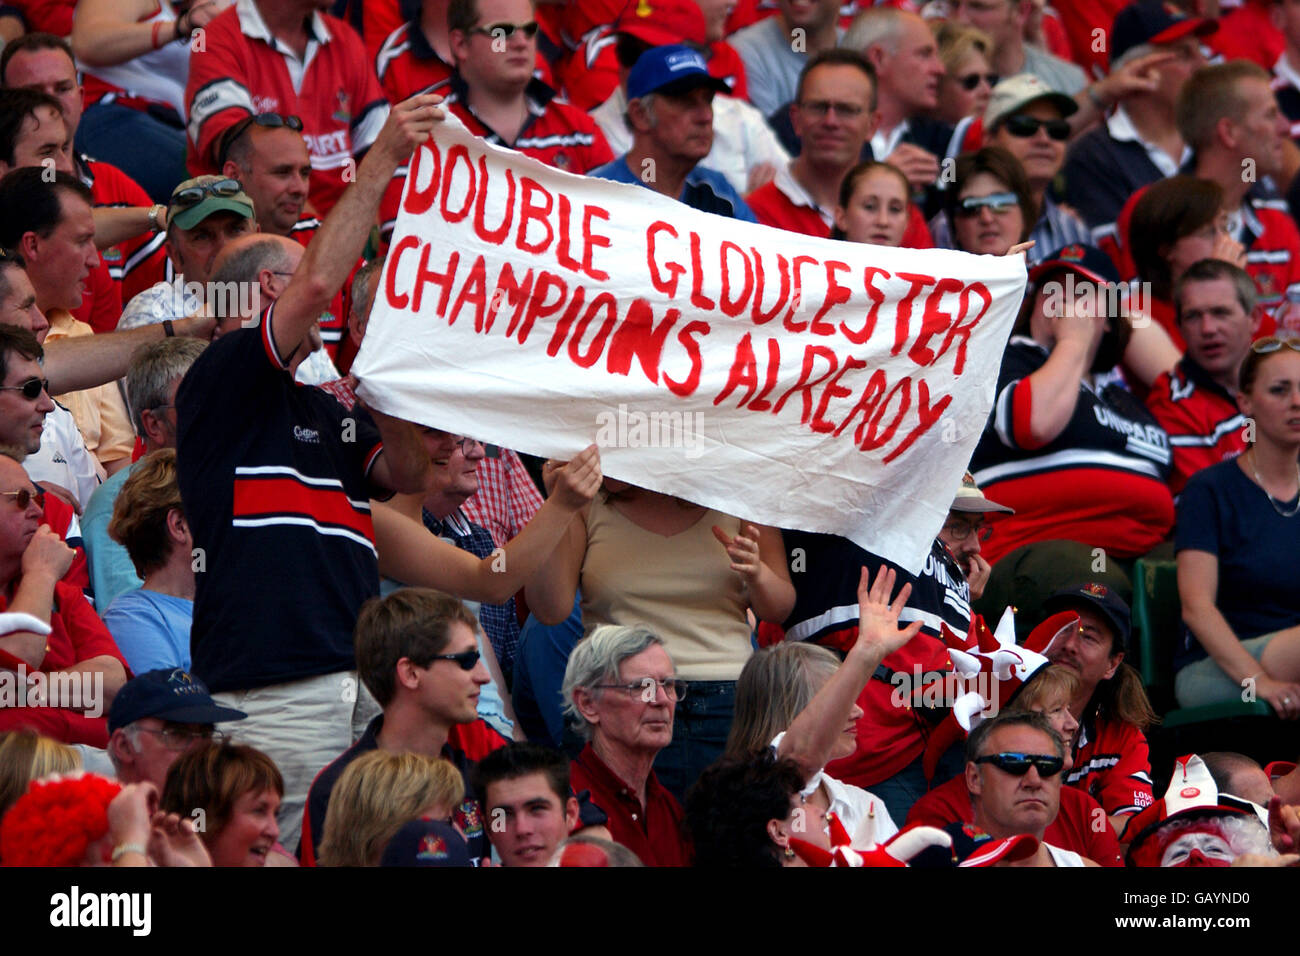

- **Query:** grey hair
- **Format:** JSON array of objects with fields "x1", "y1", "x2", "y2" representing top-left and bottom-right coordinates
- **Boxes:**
[
  {"x1": 623, "y1": 93, "x2": 658, "y2": 132},
  {"x1": 124, "y1": 337, "x2": 207, "y2": 436},
  {"x1": 965, "y1": 710, "x2": 1064, "y2": 765},
  {"x1": 1112, "y1": 41, "x2": 1156, "y2": 73},
  {"x1": 209, "y1": 236, "x2": 294, "y2": 300},
  {"x1": 561, "y1": 625, "x2": 666, "y2": 741},
  {"x1": 350, "y1": 258, "x2": 385, "y2": 321},
  {"x1": 844, "y1": 7, "x2": 910, "y2": 56}
]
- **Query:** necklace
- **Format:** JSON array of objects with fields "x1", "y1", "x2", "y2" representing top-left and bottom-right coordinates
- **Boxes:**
[{"x1": 1249, "y1": 449, "x2": 1300, "y2": 518}]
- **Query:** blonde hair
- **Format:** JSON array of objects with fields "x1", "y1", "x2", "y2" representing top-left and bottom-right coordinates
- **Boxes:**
[
  {"x1": 931, "y1": 20, "x2": 992, "y2": 76},
  {"x1": 1176, "y1": 61, "x2": 1271, "y2": 153},
  {"x1": 318, "y1": 751, "x2": 465, "y2": 867},
  {"x1": 725, "y1": 642, "x2": 841, "y2": 759},
  {"x1": 1011, "y1": 664, "x2": 1081, "y2": 713},
  {"x1": 0, "y1": 729, "x2": 81, "y2": 822}
]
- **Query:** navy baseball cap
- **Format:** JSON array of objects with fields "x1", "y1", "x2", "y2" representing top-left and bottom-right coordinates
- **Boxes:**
[
  {"x1": 1044, "y1": 582, "x2": 1132, "y2": 648},
  {"x1": 627, "y1": 44, "x2": 729, "y2": 101},
  {"x1": 1028, "y1": 243, "x2": 1122, "y2": 288},
  {"x1": 379, "y1": 817, "x2": 472, "y2": 867},
  {"x1": 108, "y1": 668, "x2": 246, "y2": 734},
  {"x1": 1110, "y1": 0, "x2": 1217, "y2": 66}
]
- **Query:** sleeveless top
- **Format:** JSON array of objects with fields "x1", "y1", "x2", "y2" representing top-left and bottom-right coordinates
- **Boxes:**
[
  {"x1": 580, "y1": 491, "x2": 753, "y2": 681},
  {"x1": 80, "y1": 1, "x2": 192, "y2": 117}
]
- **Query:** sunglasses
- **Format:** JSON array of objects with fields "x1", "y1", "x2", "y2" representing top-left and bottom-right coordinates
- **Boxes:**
[
  {"x1": 975, "y1": 752, "x2": 1065, "y2": 777},
  {"x1": 0, "y1": 376, "x2": 49, "y2": 401},
  {"x1": 170, "y1": 177, "x2": 244, "y2": 211},
  {"x1": 469, "y1": 20, "x2": 539, "y2": 39},
  {"x1": 1, "y1": 488, "x2": 45, "y2": 510},
  {"x1": 955, "y1": 191, "x2": 1019, "y2": 217},
  {"x1": 956, "y1": 72, "x2": 998, "y2": 91},
  {"x1": 1252, "y1": 335, "x2": 1300, "y2": 354},
  {"x1": 1002, "y1": 114, "x2": 1071, "y2": 141},
  {"x1": 219, "y1": 113, "x2": 304, "y2": 165},
  {"x1": 428, "y1": 649, "x2": 481, "y2": 671}
]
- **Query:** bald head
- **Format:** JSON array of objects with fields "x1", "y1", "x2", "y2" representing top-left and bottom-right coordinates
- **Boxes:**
[{"x1": 209, "y1": 233, "x2": 302, "y2": 337}]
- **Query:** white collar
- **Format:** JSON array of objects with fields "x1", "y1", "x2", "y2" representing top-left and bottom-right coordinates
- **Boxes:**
[
  {"x1": 1106, "y1": 105, "x2": 1189, "y2": 176},
  {"x1": 772, "y1": 160, "x2": 832, "y2": 225},
  {"x1": 871, "y1": 120, "x2": 909, "y2": 164},
  {"x1": 236, "y1": 0, "x2": 332, "y2": 47}
]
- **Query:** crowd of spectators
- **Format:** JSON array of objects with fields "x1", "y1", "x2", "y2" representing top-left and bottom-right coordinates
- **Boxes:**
[{"x1": 0, "y1": 0, "x2": 1296, "y2": 870}]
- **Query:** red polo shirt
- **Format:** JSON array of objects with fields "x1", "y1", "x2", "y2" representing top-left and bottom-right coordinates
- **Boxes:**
[
  {"x1": 570, "y1": 744, "x2": 691, "y2": 867},
  {"x1": 904, "y1": 771, "x2": 1124, "y2": 866},
  {"x1": 0, "y1": 580, "x2": 127, "y2": 747}
]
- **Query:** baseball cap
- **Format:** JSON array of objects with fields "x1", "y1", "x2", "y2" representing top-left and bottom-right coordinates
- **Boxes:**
[
  {"x1": 614, "y1": 0, "x2": 707, "y2": 46},
  {"x1": 984, "y1": 74, "x2": 1078, "y2": 132},
  {"x1": 627, "y1": 44, "x2": 729, "y2": 101},
  {"x1": 1027, "y1": 243, "x2": 1122, "y2": 288},
  {"x1": 379, "y1": 817, "x2": 473, "y2": 867},
  {"x1": 1043, "y1": 582, "x2": 1132, "y2": 647},
  {"x1": 1110, "y1": 0, "x2": 1218, "y2": 66},
  {"x1": 108, "y1": 668, "x2": 246, "y2": 734},
  {"x1": 950, "y1": 471, "x2": 1014, "y2": 515},
  {"x1": 168, "y1": 174, "x2": 256, "y2": 232}
]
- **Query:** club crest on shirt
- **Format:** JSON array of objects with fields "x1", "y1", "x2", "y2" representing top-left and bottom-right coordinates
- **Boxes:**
[
  {"x1": 455, "y1": 800, "x2": 484, "y2": 838},
  {"x1": 333, "y1": 91, "x2": 352, "y2": 125},
  {"x1": 417, "y1": 834, "x2": 448, "y2": 860}
]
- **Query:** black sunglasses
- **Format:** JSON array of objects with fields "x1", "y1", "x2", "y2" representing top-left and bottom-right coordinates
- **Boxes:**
[
  {"x1": 1003, "y1": 114, "x2": 1070, "y2": 141},
  {"x1": 0, "y1": 376, "x2": 49, "y2": 401},
  {"x1": 170, "y1": 177, "x2": 244, "y2": 211},
  {"x1": 428, "y1": 649, "x2": 481, "y2": 671},
  {"x1": 219, "y1": 113, "x2": 305, "y2": 166},
  {"x1": 1, "y1": 487, "x2": 45, "y2": 510},
  {"x1": 975, "y1": 752, "x2": 1065, "y2": 777},
  {"x1": 470, "y1": 20, "x2": 539, "y2": 39},
  {"x1": 957, "y1": 72, "x2": 998, "y2": 91}
]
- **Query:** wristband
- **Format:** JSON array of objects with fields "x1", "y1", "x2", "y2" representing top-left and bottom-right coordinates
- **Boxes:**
[
  {"x1": 163, "y1": 319, "x2": 175, "y2": 338},
  {"x1": 151, "y1": 20, "x2": 167, "y2": 49},
  {"x1": 112, "y1": 842, "x2": 147, "y2": 862}
]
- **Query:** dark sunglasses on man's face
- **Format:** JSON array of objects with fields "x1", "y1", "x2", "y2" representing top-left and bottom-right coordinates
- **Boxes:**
[
  {"x1": 429, "y1": 649, "x2": 481, "y2": 671},
  {"x1": 0, "y1": 376, "x2": 49, "y2": 401},
  {"x1": 957, "y1": 72, "x2": 998, "y2": 91},
  {"x1": 171, "y1": 177, "x2": 243, "y2": 210},
  {"x1": 470, "y1": 20, "x2": 539, "y2": 39},
  {"x1": 975, "y1": 752, "x2": 1065, "y2": 777},
  {"x1": 1, "y1": 487, "x2": 45, "y2": 510},
  {"x1": 1003, "y1": 114, "x2": 1071, "y2": 141}
]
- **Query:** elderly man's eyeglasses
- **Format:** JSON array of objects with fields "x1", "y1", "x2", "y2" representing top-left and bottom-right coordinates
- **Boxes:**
[
  {"x1": 134, "y1": 726, "x2": 228, "y2": 751},
  {"x1": 1, "y1": 488, "x2": 44, "y2": 510},
  {"x1": 942, "y1": 518, "x2": 992, "y2": 543},
  {"x1": 975, "y1": 752, "x2": 1064, "y2": 777},
  {"x1": 594, "y1": 677, "x2": 689, "y2": 702},
  {"x1": 171, "y1": 177, "x2": 243, "y2": 211},
  {"x1": 470, "y1": 20, "x2": 539, "y2": 39},
  {"x1": 955, "y1": 192, "x2": 1019, "y2": 217},
  {"x1": 428, "y1": 649, "x2": 481, "y2": 671},
  {"x1": 0, "y1": 377, "x2": 49, "y2": 401}
]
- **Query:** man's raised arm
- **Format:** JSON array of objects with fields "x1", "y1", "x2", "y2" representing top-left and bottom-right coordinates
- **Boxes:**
[
  {"x1": 269, "y1": 94, "x2": 445, "y2": 364},
  {"x1": 42, "y1": 314, "x2": 215, "y2": 394}
]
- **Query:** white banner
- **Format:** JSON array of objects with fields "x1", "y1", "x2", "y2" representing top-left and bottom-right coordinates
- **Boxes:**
[{"x1": 353, "y1": 118, "x2": 1026, "y2": 574}]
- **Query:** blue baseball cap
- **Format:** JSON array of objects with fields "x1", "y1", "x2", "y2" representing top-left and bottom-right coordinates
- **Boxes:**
[
  {"x1": 380, "y1": 817, "x2": 472, "y2": 867},
  {"x1": 108, "y1": 668, "x2": 246, "y2": 734},
  {"x1": 626, "y1": 44, "x2": 729, "y2": 101}
]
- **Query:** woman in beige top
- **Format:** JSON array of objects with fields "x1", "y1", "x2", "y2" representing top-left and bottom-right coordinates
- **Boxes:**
[{"x1": 527, "y1": 476, "x2": 795, "y2": 800}]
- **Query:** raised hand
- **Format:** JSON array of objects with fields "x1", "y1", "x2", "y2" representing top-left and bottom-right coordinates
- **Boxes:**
[
  {"x1": 149, "y1": 811, "x2": 212, "y2": 867},
  {"x1": 546, "y1": 444, "x2": 602, "y2": 511},
  {"x1": 712, "y1": 522, "x2": 762, "y2": 585},
  {"x1": 854, "y1": 565, "x2": 922, "y2": 660},
  {"x1": 374, "y1": 93, "x2": 447, "y2": 166}
]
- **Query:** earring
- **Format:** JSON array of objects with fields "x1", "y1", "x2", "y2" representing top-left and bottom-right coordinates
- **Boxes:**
[{"x1": 783, "y1": 846, "x2": 796, "y2": 861}]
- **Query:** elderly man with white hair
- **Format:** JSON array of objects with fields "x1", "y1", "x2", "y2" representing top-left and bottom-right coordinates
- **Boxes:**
[{"x1": 564, "y1": 625, "x2": 691, "y2": 867}]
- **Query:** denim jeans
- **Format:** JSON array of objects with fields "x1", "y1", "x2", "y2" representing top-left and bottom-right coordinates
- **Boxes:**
[
  {"x1": 652, "y1": 680, "x2": 737, "y2": 805},
  {"x1": 76, "y1": 102, "x2": 191, "y2": 204}
]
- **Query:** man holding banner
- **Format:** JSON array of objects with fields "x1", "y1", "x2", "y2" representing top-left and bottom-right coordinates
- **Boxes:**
[{"x1": 175, "y1": 93, "x2": 450, "y2": 850}]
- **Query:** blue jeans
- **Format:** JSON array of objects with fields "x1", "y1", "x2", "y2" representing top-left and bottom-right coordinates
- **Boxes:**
[
  {"x1": 652, "y1": 680, "x2": 737, "y2": 805},
  {"x1": 869, "y1": 742, "x2": 967, "y2": 826},
  {"x1": 76, "y1": 102, "x2": 191, "y2": 204}
]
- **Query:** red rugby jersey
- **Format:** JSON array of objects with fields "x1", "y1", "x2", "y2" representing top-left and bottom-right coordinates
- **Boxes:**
[
  {"x1": 375, "y1": 20, "x2": 554, "y2": 105},
  {"x1": 80, "y1": 155, "x2": 169, "y2": 309},
  {"x1": 186, "y1": 2, "x2": 389, "y2": 218},
  {"x1": 1145, "y1": 358, "x2": 1248, "y2": 496}
]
